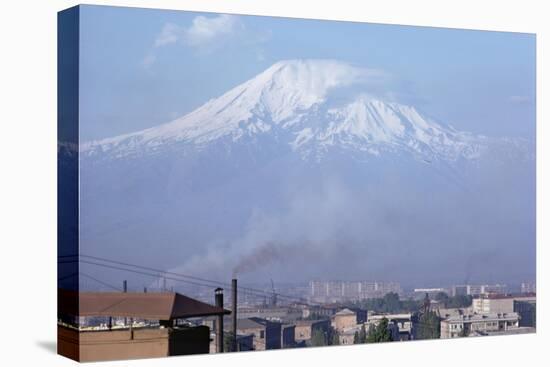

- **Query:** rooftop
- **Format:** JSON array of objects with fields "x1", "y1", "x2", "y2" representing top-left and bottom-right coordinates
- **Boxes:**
[
  {"x1": 295, "y1": 319, "x2": 330, "y2": 326},
  {"x1": 443, "y1": 312, "x2": 519, "y2": 323},
  {"x1": 333, "y1": 308, "x2": 356, "y2": 316},
  {"x1": 368, "y1": 313, "x2": 413, "y2": 320},
  {"x1": 474, "y1": 293, "x2": 536, "y2": 300},
  {"x1": 236, "y1": 317, "x2": 280, "y2": 330},
  {"x1": 58, "y1": 289, "x2": 230, "y2": 320}
]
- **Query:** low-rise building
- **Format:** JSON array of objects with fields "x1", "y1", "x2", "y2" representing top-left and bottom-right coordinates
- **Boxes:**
[
  {"x1": 413, "y1": 288, "x2": 448, "y2": 300},
  {"x1": 294, "y1": 319, "x2": 330, "y2": 343},
  {"x1": 237, "y1": 306, "x2": 303, "y2": 323},
  {"x1": 209, "y1": 332, "x2": 254, "y2": 353},
  {"x1": 436, "y1": 307, "x2": 471, "y2": 319},
  {"x1": 331, "y1": 308, "x2": 358, "y2": 333},
  {"x1": 301, "y1": 304, "x2": 341, "y2": 319},
  {"x1": 364, "y1": 317, "x2": 400, "y2": 341},
  {"x1": 514, "y1": 299, "x2": 536, "y2": 328},
  {"x1": 339, "y1": 325, "x2": 362, "y2": 345},
  {"x1": 451, "y1": 284, "x2": 508, "y2": 297},
  {"x1": 281, "y1": 324, "x2": 296, "y2": 348},
  {"x1": 57, "y1": 290, "x2": 230, "y2": 362},
  {"x1": 478, "y1": 326, "x2": 535, "y2": 336},
  {"x1": 235, "y1": 317, "x2": 282, "y2": 350},
  {"x1": 309, "y1": 280, "x2": 402, "y2": 302},
  {"x1": 368, "y1": 313, "x2": 413, "y2": 341},
  {"x1": 472, "y1": 294, "x2": 536, "y2": 314},
  {"x1": 440, "y1": 312, "x2": 519, "y2": 339},
  {"x1": 451, "y1": 285, "x2": 469, "y2": 296}
]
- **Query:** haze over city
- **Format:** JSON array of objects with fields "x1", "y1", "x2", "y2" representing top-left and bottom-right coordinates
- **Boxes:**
[{"x1": 68, "y1": 5, "x2": 536, "y2": 289}]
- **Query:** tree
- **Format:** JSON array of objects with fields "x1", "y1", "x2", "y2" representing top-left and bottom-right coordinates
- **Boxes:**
[
  {"x1": 446, "y1": 295, "x2": 473, "y2": 308},
  {"x1": 435, "y1": 292, "x2": 449, "y2": 303},
  {"x1": 416, "y1": 310, "x2": 441, "y2": 339},
  {"x1": 382, "y1": 292, "x2": 401, "y2": 313},
  {"x1": 311, "y1": 329, "x2": 327, "y2": 347},
  {"x1": 354, "y1": 324, "x2": 367, "y2": 344},
  {"x1": 366, "y1": 318, "x2": 393, "y2": 343},
  {"x1": 223, "y1": 333, "x2": 236, "y2": 352},
  {"x1": 353, "y1": 331, "x2": 359, "y2": 344},
  {"x1": 330, "y1": 329, "x2": 340, "y2": 345},
  {"x1": 302, "y1": 313, "x2": 325, "y2": 321},
  {"x1": 348, "y1": 292, "x2": 423, "y2": 314},
  {"x1": 358, "y1": 324, "x2": 367, "y2": 343}
]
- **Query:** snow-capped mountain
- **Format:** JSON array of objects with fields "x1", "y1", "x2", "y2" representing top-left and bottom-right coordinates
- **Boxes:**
[
  {"x1": 81, "y1": 59, "x2": 511, "y2": 163},
  {"x1": 75, "y1": 59, "x2": 535, "y2": 285}
]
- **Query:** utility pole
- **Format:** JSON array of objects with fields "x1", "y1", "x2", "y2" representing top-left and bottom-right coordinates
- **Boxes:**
[
  {"x1": 232, "y1": 279, "x2": 238, "y2": 352},
  {"x1": 123, "y1": 280, "x2": 128, "y2": 327},
  {"x1": 215, "y1": 288, "x2": 224, "y2": 353}
]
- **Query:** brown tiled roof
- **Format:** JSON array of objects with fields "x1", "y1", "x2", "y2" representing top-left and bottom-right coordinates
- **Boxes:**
[{"x1": 58, "y1": 289, "x2": 230, "y2": 320}]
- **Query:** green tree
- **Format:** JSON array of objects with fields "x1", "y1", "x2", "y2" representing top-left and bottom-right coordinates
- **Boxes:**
[
  {"x1": 382, "y1": 293, "x2": 401, "y2": 313},
  {"x1": 223, "y1": 333, "x2": 236, "y2": 352},
  {"x1": 358, "y1": 324, "x2": 367, "y2": 343},
  {"x1": 416, "y1": 311, "x2": 441, "y2": 339},
  {"x1": 366, "y1": 318, "x2": 393, "y2": 343},
  {"x1": 347, "y1": 293, "x2": 423, "y2": 314},
  {"x1": 435, "y1": 292, "x2": 449, "y2": 303},
  {"x1": 354, "y1": 324, "x2": 367, "y2": 344},
  {"x1": 302, "y1": 313, "x2": 325, "y2": 321},
  {"x1": 353, "y1": 331, "x2": 359, "y2": 344},
  {"x1": 446, "y1": 295, "x2": 473, "y2": 308},
  {"x1": 311, "y1": 329, "x2": 327, "y2": 347},
  {"x1": 330, "y1": 329, "x2": 340, "y2": 345}
]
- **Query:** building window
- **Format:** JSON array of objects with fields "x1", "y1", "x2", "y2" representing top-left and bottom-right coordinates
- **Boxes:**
[{"x1": 260, "y1": 330, "x2": 265, "y2": 339}]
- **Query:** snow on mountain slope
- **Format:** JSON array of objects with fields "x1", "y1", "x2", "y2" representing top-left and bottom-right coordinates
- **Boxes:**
[{"x1": 81, "y1": 59, "x2": 518, "y2": 163}]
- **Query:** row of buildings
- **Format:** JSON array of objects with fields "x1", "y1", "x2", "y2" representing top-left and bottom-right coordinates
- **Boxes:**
[
  {"x1": 450, "y1": 284, "x2": 509, "y2": 296},
  {"x1": 207, "y1": 289, "x2": 538, "y2": 351},
  {"x1": 439, "y1": 293, "x2": 536, "y2": 338},
  {"x1": 308, "y1": 280, "x2": 536, "y2": 303},
  {"x1": 412, "y1": 284, "x2": 510, "y2": 298},
  {"x1": 207, "y1": 306, "x2": 413, "y2": 350},
  {"x1": 58, "y1": 281, "x2": 536, "y2": 362},
  {"x1": 309, "y1": 280, "x2": 402, "y2": 302}
]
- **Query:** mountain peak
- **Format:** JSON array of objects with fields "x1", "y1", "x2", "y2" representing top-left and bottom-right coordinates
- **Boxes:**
[
  {"x1": 83, "y1": 59, "x2": 380, "y2": 153},
  {"x1": 82, "y1": 59, "x2": 517, "y2": 164}
]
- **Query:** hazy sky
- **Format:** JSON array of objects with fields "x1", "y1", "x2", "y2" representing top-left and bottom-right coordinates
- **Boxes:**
[
  {"x1": 79, "y1": 5, "x2": 536, "y2": 142},
  {"x1": 73, "y1": 5, "x2": 536, "y2": 291}
]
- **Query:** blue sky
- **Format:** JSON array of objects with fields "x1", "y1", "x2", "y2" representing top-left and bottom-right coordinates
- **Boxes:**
[{"x1": 79, "y1": 5, "x2": 536, "y2": 141}]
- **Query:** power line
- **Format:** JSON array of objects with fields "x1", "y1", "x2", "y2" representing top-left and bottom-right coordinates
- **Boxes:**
[
  {"x1": 80, "y1": 254, "x2": 286, "y2": 299},
  {"x1": 78, "y1": 259, "x2": 277, "y2": 303},
  {"x1": 80, "y1": 272, "x2": 123, "y2": 291},
  {"x1": 83, "y1": 254, "x2": 230, "y2": 289},
  {"x1": 79, "y1": 260, "x2": 223, "y2": 290},
  {"x1": 62, "y1": 254, "x2": 324, "y2": 306}
]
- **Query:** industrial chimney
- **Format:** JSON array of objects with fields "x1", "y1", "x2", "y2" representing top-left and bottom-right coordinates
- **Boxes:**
[
  {"x1": 214, "y1": 288, "x2": 224, "y2": 353},
  {"x1": 232, "y1": 278, "x2": 238, "y2": 352}
]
